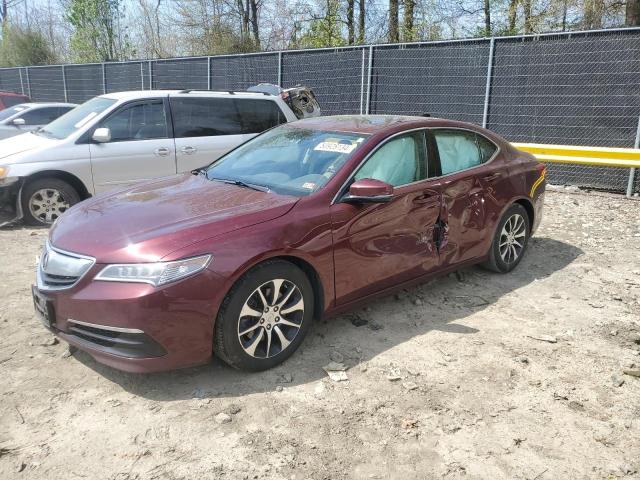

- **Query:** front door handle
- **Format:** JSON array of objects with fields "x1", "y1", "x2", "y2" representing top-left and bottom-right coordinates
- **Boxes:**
[
  {"x1": 154, "y1": 147, "x2": 170, "y2": 156},
  {"x1": 181, "y1": 146, "x2": 197, "y2": 155}
]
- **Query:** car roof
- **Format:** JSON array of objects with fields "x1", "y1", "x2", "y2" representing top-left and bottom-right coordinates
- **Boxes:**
[
  {"x1": 289, "y1": 115, "x2": 484, "y2": 135},
  {"x1": 14, "y1": 102, "x2": 77, "y2": 108},
  {"x1": 100, "y1": 90, "x2": 278, "y2": 101}
]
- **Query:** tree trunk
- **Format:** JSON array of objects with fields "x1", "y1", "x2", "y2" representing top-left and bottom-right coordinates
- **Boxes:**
[
  {"x1": 523, "y1": 0, "x2": 532, "y2": 33},
  {"x1": 347, "y1": 0, "x2": 355, "y2": 44},
  {"x1": 403, "y1": 0, "x2": 415, "y2": 41},
  {"x1": 249, "y1": 0, "x2": 260, "y2": 47},
  {"x1": 561, "y1": 0, "x2": 568, "y2": 31},
  {"x1": 358, "y1": 0, "x2": 365, "y2": 43},
  {"x1": 1, "y1": 0, "x2": 7, "y2": 24},
  {"x1": 508, "y1": 0, "x2": 518, "y2": 33},
  {"x1": 389, "y1": 0, "x2": 399, "y2": 42},
  {"x1": 483, "y1": 0, "x2": 491, "y2": 36},
  {"x1": 627, "y1": 0, "x2": 640, "y2": 25}
]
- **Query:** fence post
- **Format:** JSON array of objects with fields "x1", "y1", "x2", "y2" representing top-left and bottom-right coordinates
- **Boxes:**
[
  {"x1": 482, "y1": 37, "x2": 495, "y2": 129},
  {"x1": 207, "y1": 57, "x2": 212, "y2": 90},
  {"x1": 18, "y1": 68, "x2": 24, "y2": 95},
  {"x1": 365, "y1": 45, "x2": 373, "y2": 114},
  {"x1": 277, "y1": 51, "x2": 283, "y2": 87},
  {"x1": 360, "y1": 47, "x2": 366, "y2": 114},
  {"x1": 102, "y1": 63, "x2": 107, "y2": 94},
  {"x1": 25, "y1": 67, "x2": 31, "y2": 99},
  {"x1": 626, "y1": 115, "x2": 640, "y2": 197},
  {"x1": 61, "y1": 65, "x2": 68, "y2": 102}
]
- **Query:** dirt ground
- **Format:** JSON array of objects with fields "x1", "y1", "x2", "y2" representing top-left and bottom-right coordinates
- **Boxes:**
[{"x1": 1, "y1": 188, "x2": 639, "y2": 480}]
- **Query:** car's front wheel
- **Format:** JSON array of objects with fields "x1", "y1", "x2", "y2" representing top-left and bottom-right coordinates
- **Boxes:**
[
  {"x1": 21, "y1": 178, "x2": 80, "y2": 226},
  {"x1": 214, "y1": 259, "x2": 314, "y2": 371},
  {"x1": 483, "y1": 203, "x2": 530, "y2": 273}
]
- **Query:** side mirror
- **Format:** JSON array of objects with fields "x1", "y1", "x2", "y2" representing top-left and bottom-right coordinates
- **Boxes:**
[
  {"x1": 343, "y1": 178, "x2": 394, "y2": 203},
  {"x1": 92, "y1": 127, "x2": 111, "y2": 143},
  {"x1": 12, "y1": 118, "x2": 26, "y2": 126}
]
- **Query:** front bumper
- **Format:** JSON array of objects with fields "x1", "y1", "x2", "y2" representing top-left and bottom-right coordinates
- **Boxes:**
[{"x1": 33, "y1": 264, "x2": 227, "y2": 373}]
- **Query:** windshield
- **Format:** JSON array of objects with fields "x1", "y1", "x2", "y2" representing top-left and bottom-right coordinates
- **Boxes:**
[
  {"x1": 0, "y1": 105, "x2": 28, "y2": 122},
  {"x1": 34, "y1": 96, "x2": 116, "y2": 139},
  {"x1": 205, "y1": 126, "x2": 369, "y2": 196}
]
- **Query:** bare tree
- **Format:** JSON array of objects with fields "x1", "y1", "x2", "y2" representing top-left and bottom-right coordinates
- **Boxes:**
[
  {"x1": 403, "y1": 0, "x2": 415, "y2": 40},
  {"x1": 627, "y1": 0, "x2": 640, "y2": 24},
  {"x1": 346, "y1": 0, "x2": 355, "y2": 43},
  {"x1": 358, "y1": 0, "x2": 365, "y2": 42},
  {"x1": 389, "y1": 0, "x2": 399, "y2": 41}
]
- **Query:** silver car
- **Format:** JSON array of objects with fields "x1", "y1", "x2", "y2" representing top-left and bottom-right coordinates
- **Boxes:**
[
  {"x1": 0, "y1": 86, "x2": 320, "y2": 226},
  {"x1": 0, "y1": 103, "x2": 76, "y2": 140}
]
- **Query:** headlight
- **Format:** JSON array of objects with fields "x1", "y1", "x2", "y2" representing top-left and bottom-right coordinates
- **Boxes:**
[
  {"x1": 95, "y1": 255, "x2": 212, "y2": 286},
  {"x1": 0, "y1": 166, "x2": 7, "y2": 178}
]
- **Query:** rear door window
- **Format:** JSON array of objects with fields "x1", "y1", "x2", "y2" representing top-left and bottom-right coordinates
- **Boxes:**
[
  {"x1": 171, "y1": 97, "x2": 242, "y2": 138},
  {"x1": 432, "y1": 129, "x2": 496, "y2": 175},
  {"x1": 235, "y1": 99, "x2": 286, "y2": 134}
]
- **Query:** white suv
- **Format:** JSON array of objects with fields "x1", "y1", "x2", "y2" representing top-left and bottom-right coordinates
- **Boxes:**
[{"x1": 0, "y1": 86, "x2": 319, "y2": 226}]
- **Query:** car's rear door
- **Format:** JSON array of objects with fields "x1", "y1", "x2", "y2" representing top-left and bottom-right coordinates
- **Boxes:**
[
  {"x1": 170, "y1": 95, "x2": 287, "y2": 173},
  {"x1": 427, "y1": 128, "x2": 506, "y2": 266},
  {"x1": 89, "y1": 97, "x2": 176, "y2": 193},
  {"x1": 331, "y1": 130, "x2": 444, "y2": 305}
]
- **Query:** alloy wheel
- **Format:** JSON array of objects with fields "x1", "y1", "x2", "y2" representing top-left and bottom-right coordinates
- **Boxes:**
[
  {"x1": 499, "y1": 213, "x2": 526, "y2": 264},
  {"x1": 28, "y1": 188, "x2": 70, "y2": 224},
  {"x1": 237, "y1": 278, "x2": 305, "y2": 358}
]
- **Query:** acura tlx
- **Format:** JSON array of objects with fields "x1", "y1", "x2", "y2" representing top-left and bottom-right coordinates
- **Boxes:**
[{"x1": 32, "y1": 115, "x2": 546, "y2": 373}]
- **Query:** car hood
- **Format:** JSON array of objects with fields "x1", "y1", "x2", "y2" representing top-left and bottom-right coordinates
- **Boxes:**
[
  {"x1": 50, "y1": 174, "x2": 299, "y2": 263},
  {"x1": 0, "y1": 131, "x2": 56, "y2": 161}
]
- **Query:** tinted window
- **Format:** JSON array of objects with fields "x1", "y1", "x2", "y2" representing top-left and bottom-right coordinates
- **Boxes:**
[
  {"x1": 0, "y1": 105, "x2": 28, "y2": 122},
  {"x1": 37, "y1": 96, "x2": 116, "y2": 140},
  {"x1": 477, "y1": 134, "x2": 498, "y2": 162},
  {"x1": 1, "y1": 95, "x2": 29, "y2": 107},
  {"x1": 19, "y1": 107, "x2": 63, "y2": 125},
  {"x1": 433, "y1": 130, "x2": 487, "y2": 175},
  {"x1": 101, "y1": 100, "x2": 167, "y2": 142},
  {"x1": 171, "y1": 97, "x2": 242, "y2": 138},
  {"x1": 235, "y1": 99, "x2": 285, "y2": 133},
  {"x1": 355, "y1": 132, "x2": 426, "y2": 187}
]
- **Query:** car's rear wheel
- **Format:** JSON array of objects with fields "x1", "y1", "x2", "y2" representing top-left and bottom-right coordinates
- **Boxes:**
[
  {"x1": 483, "y1": 203, "x2": 530, "y2": 273},
  {"x1": 22, "y1": 178, "x2": 80, "y2": 226},
  {"x1": 214, "y1": 259, "x2": 314, "y2": 371}
]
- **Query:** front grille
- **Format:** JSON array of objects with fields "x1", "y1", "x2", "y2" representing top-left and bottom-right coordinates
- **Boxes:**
[
  {"x1": 67, "y1": 321, "x2": 166, "y2": 358},
  {"x1": 38, "y1": 241, "x2": 95, "y2": 290}
]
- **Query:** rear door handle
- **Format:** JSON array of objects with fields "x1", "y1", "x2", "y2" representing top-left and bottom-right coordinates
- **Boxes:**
[
  {"x1": 181, "y1": 146, "x2": 197, "y2": 155},
  {"x1": 483, "y1": 172, "x2": 502, "y2": 182},
  {"x1": 154, "y1": 147, "x2": 170, "y2": 156}
]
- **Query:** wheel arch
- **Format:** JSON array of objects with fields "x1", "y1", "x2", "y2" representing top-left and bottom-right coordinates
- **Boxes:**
[
  {"x1": 221, "y1": 253, "x2": 327, "y2": 322},
  {"x1": 22, "y1": 170, "x2": 92, "y2": 200},
  {"x1": 513, "y1": 197, "x2": 535, "y2": 229}
]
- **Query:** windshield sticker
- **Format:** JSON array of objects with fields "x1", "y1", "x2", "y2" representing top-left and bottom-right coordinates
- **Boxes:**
[
  {"x1": 302, "y1": 182, "x2": 317, "y2": 190},
  {"x1": 73, "y1": 111, "x2": 98, "y2": 129},
  {"x1": 314, "y1": 141, "x2": 357, "y2": 154}
]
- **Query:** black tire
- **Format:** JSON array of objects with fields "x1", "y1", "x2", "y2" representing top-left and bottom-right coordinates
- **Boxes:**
[
  {"x1": 482, "y1": 203, "x2": 530, "y2": 273},
  {"x1": 21, "y1": 178, "x2": 81, "y2": 226},
  {"x1": 214, "y1": 259, "x2": 314, "y2": 371}
]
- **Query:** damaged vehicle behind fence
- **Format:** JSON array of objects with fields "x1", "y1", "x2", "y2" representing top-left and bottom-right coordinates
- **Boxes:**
[{"x1": 0, "y1": 84, "x2": 320, "y2": 227}]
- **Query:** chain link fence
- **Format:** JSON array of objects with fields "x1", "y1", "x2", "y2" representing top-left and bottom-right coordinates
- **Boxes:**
[{"x1": 1, "y1": 28, "x2": 639, "y2": 194}]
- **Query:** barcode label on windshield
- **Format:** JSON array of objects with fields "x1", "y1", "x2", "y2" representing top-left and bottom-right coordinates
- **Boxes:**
[{"x1": 314, "y1": 142, "x2": 357, "y2": 154}]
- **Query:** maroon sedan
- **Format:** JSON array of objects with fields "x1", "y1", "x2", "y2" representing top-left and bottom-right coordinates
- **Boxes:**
[{"x1": 32, "y1": 115, "x2": 546, "y2": 372}]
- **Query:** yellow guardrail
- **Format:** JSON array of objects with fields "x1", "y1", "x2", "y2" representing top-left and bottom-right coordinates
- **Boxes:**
[{"x1": 513, "y1": 143, "x2": 640, "y2": 169}]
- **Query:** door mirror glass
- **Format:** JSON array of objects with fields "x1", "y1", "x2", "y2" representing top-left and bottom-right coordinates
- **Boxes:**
[
  {"x1": 12, "y1": 118, "x2": 25, "y2": 126},
  {"x1": 92, "y1": 127, "x2": 111, "y2": 143},
  {"x1": 343, "y1": 178, "x2": 394, "y2": 203}
]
